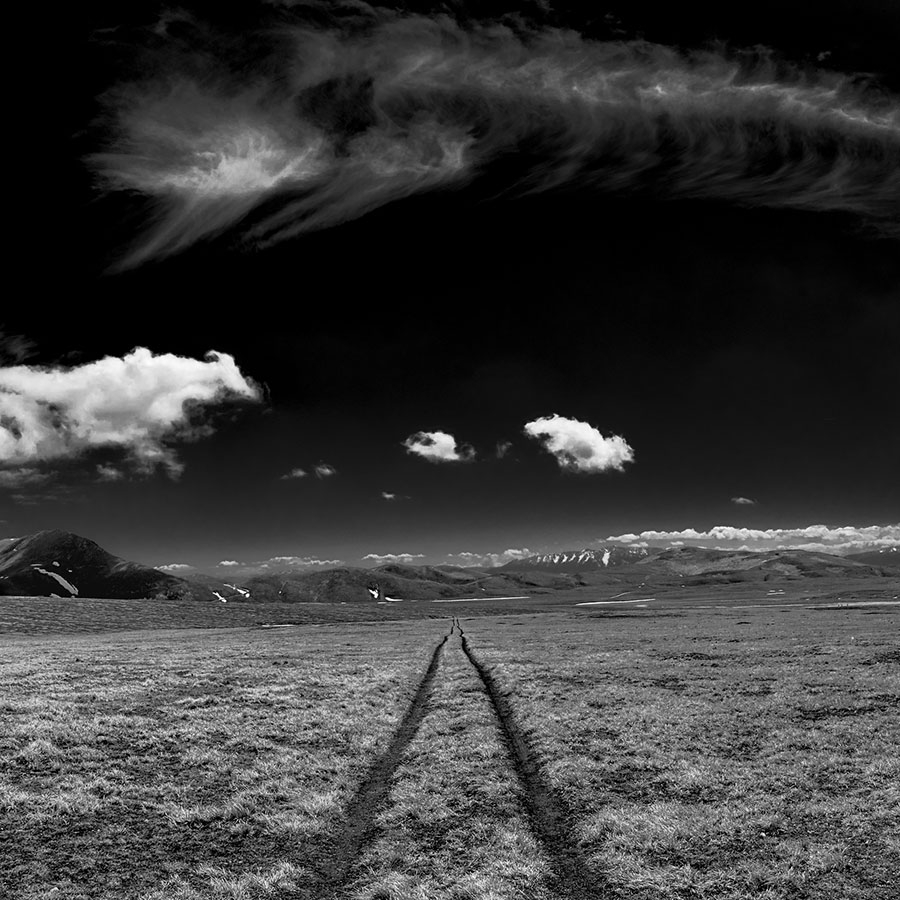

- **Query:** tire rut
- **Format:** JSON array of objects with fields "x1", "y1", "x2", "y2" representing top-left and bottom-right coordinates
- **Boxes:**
[
  {"x1": 458, "y1": 623, "x2": 609, "y2": 900},
  {"x1": 291, "y1": 627, "x2": 451, "y2": 899}
]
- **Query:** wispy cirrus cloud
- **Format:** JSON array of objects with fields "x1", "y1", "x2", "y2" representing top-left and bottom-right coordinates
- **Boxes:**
[
  {"x1": 314, "y1": 463, "x2": 337, "y2": 479},
  {"x1": 731, "y1": 496, "x2": 757, "y2": 505},
  {"x1": 90, "y1": 7, "x2": 899, "y2": 268},
  {"x1": 0, "y1": 330, "x2": 38, "y2": 365},
  {"x1": 524, "y1": 414, "x2": 633, "y2": 473},
  {"x1": 0, "y1": 347, "x2": 262, "y2": 479}
]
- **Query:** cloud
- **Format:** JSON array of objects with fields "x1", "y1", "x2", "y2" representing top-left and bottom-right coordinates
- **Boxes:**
[
  {"x1": 496, "y1": 441, "x2": 512, "y2": 459},
  {"x1": 262, "y1": 555, "x2": 343, "y2": 567},
  {"x1": 89, "y1": 9, "x2": 900, "y2": 268},
  {"x1": 314, "y1": 463, "x2": 337, "y2": 479},
  {"x1": 0, "y1": 347, "x2": 261, "y2": 478},
  {"x1": 731, "y1": 496, "x2": 757, "y2": 505},
  {"x1": 381, "y1": 491, "x2": 396, "y2": 500},
  {"x1": 0, "y1": 467, "x2": 51, "y2": 489},
  {"x1": 211, "y1": 555, "x2": 343, "y2": 573},
  {"x1": 446, "y1": 548, "x2": 535, "y2": 568},
  {"x1": 0, "y1": 331, "x2": 38, "y2": 365},
  {"x1": 523, "y1": 414, "x2": 633, "y2": 473},
  {"x1": 156, "y1": 563, "x2": 194, "y2": 571},
  {"x1": 280, "y1": 467, "x2": 307, "y2": 479},
  {"x1": 96, "y1": 464, "x2": 125, "y2": 482},
  {"x1": 362, "y1": 552, "x2": 426, "y2": 564},
  {"x1": 403, "y1": 431, "x2": 475, "y2": 463},
  {"x1": 604, "y1": 523, "x2": 900, "y2": 554}
]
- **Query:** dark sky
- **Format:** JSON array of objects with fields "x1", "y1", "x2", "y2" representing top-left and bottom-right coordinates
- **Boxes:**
[{"x1": 2, "y1": 1, "x2": 898, "y2": 571}]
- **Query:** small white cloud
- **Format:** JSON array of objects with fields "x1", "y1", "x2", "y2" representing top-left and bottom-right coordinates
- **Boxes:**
[
  {"x1": 381, "y1": 491, "x2": 397, "y2": 500},
  {"x1": 523, "y1": 414, "x2": 633, "y2": 473},
  {"x1": 446, "y1": 548, "x2": 534, "y2": 568},
  {"x1": 280, "y1": 467, "x2": 307, "y2": 480},
  {"x1": 496, "y1": 440, "x2": 512, "y2": 459},
  {"x1": 363, "y1": 552, "x2": 426, "y2": 564},
  {"x1": 217, "y1": 559, "x2": 242, "y2": 566},
  {"x1": 731, "y1": 496, "x2": 757, "y2": 505},
  {"x1": 314, "y1": 463, "x2": 337, "y2": 479},
  {"x1": 156, "y1": 563, "x2": 194, "y2": 571},
  {"x1": 264, "y1": 555, "x2": 343, "y2": 567},
  {"x1": 96, "y1": 464, "x2": 125, "y2": 482},
  {"x1": 403, "y1": 430, "x2": 475, "y2": 463}
]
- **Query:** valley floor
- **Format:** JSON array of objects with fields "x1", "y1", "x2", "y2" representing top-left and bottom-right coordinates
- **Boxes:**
[{"x1": 1, "y1": 603, "x2": 898, "y2": 899}]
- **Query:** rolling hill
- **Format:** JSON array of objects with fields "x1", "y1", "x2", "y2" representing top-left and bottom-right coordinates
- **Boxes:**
[
  {"x1": 0, "y1": 531, "x2": 215, "y2": 601},
  {"x1": 636, "y1": 546, "x2": 887, "y2": 583},
  {"x1": 845, "y1": 546, "x2": 900, "y2": 568},
  {"x1": 240, "y1": 563, "x2": 577, "y2": 603}
]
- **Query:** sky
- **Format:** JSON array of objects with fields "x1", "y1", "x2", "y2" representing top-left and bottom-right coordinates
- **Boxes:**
[{"x1": 2, "y1": 1, "x2": 898, "y2": 574}]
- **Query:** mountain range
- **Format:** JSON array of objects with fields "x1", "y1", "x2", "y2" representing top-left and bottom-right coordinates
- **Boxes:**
[
  {"x1": 499, "y1": 546, "x2": 651, "y2": 572},
  {"x1": 0, "y1": 531, "x2": 893, "y2": 603}
]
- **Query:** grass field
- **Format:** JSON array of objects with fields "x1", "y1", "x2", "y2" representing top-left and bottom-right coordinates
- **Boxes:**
[
  {"x1": 468, "y1": 607, "x2": 900, "y2": 899},
  {"x1": 0, "y1": 622, "x2": 447, "y2": 899},
  {"x1": 1, "y1": 601, "x2": 898, "y2": 899}
]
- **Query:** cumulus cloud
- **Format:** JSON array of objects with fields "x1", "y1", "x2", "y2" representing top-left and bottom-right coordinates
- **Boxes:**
[
  {"x1": 0, "y1": 347, "x2": 261, "y2": 478},
  {"x1": 523, "y1": 414, "x2": 633, "y2": 473},
  {"x1": 446, "y1": 548, "x2": 535, "y2": 568},
  {"x1": 731, "y1": 496, "x2": 757, "y2": 505},
  {"x1": 604, "y1": 523, "x2": 900, "y2": 554},
  {"x1": 403, "y1": 431, "x2": 475, "y2": 463},
  {"x1": 363, "y1": 552, "x2": 426, "y2": 564},
  {"x1": 218, "y1": 559, "x2": 242, "y2": 566},
  {"x1": 156, "y1": 563, "x2": 194, "y2": 571},
  {"x1": 381, "y1": 491, "x2": 396, "y2": 500},
  {"x1": 496, "y1": 441, "x2": 513, "y2": 459},
  {"x1": 314, "y1": 463, "x2": 337, "y2": 479},
  {"x1": 88, "y1": 7, "x2": 899, "y2": 268},
  {"x1": 280, "y1": 467, "x2": 307, "y2": 480}
]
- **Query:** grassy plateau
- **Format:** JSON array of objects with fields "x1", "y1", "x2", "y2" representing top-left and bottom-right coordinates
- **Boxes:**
[{"x1": 1, "y1": 595, "x2": 897, "y2": 899}]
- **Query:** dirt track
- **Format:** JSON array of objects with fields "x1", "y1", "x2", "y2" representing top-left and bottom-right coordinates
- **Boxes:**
[{"x1": 307, "y1": 617, "x2": 605, "y2": 899}]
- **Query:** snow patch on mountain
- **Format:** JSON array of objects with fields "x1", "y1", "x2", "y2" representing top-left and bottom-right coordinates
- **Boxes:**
[{"x1": 31, "y1": 565, "x2": 79, "y2": 596}]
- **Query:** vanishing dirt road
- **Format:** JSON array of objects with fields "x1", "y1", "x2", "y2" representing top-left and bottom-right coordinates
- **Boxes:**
[{"x1": 294, "y1": 619, "x2": 604, "y2": 900}]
